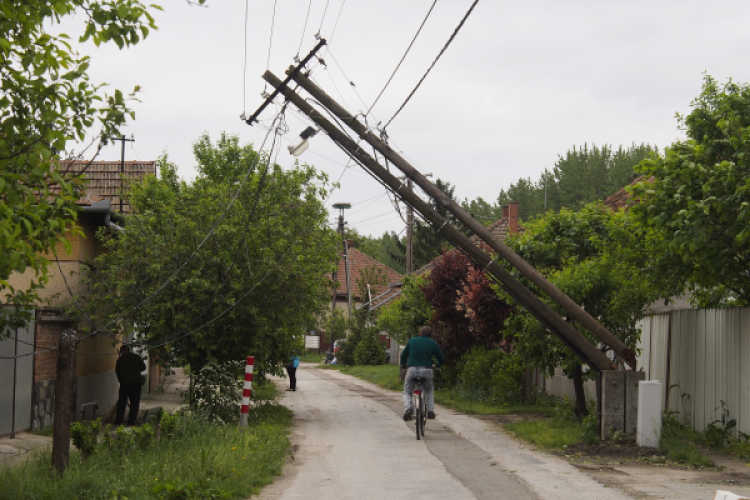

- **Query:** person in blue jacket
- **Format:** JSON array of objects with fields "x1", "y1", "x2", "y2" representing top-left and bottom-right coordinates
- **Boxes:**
[{"x1": 286, "y1": 353, "x2": 300, "y2": 391}]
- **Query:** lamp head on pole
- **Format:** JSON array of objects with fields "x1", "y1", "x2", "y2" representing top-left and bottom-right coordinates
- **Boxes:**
[{"x1": 288, "y1": 126, "x2": 319, "y2": 156}]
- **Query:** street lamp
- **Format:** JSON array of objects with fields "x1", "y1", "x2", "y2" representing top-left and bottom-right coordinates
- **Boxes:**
[{"x1": 288, "y1": 126, "x2": 319, "y2": 156}]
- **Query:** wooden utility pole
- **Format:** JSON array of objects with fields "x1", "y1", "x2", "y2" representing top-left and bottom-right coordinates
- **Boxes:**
[
  {"x1": 51, "y1": 329, "x2": 79, "y2": 475},
  {"x1": 263, "y1": 70, "x2": 616, "y2": 372},
  {"x1": 111, "y1": 134, "x2": 135, "y2": 213},
  {"x1": 405, "y1": 179, "x2": 413, "y2": 275},
  {"x1": 287, "y1": 69, "x2": 635, "y2": 369}
]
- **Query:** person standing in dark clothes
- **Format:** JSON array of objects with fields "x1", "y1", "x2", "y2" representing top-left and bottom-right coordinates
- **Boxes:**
[
  {"x1": 115, "y1": 345, "x2": 146, "y2": 425},
  {"x1": 285, "y1": 354, "x2": 299, "y2": 391}
]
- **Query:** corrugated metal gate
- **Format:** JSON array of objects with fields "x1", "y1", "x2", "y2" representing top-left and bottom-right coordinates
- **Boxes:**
[{"x1": 0, "y1": 315, "x2": 35, "y2": 436}]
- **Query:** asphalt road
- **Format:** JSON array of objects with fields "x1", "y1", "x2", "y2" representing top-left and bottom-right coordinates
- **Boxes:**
[{"x1": 258, "y1": 365, "x2": 633, "y2": 500}]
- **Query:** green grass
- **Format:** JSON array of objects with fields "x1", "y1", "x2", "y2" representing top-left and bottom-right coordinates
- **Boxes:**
[
  {"x1": 252, "y1": 380, "x2": 278, "y2": 401},
  {"x1": 504, "y1": 418, "x2": 586, "y2": 450},
  {"x1": 320, "y1": 363, "x2": 403, "y2": 391},
  {"x1": 0, "y1": 405, "x2": 293, "y2": 499},
  {"x1": 299, "y1": 351, "x2": 327, "y2": 364},
  {"x1": 434, "y1": 387, "x2": 555, "y2": 416}
]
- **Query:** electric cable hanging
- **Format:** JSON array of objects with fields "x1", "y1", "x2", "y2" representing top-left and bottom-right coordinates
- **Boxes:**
[
  {"x1": 384, "y1": 0, "x2": 479, "y2": 129},
  {"x1": 366, "y1": 0, "x2": 438, "y2": 117}
]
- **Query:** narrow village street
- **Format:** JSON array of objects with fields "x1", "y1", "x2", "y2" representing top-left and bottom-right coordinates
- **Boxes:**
[{"x1": 259, "y1": 365, "x2": 632, "y2": 500}]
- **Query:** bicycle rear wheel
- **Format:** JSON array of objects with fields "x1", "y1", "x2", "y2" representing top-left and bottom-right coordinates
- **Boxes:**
[{"x1": 415, "y1": 406, "x2": 421, "y2": 440}]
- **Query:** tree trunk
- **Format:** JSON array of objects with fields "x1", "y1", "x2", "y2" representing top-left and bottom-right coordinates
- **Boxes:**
[
  {"x1": 51, "y1": 329, "x2": 78, "y2": 475},
  {"x1": 523, "y1": 367, "x2": 536, "y2": 405},
  {"x1": 571, "y1": 364, "x2": 588, "y2": 419}
]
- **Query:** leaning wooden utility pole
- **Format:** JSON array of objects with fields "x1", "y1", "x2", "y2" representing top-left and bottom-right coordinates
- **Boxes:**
[
  {"x1": 51, "y1": 329, "x2": 79, "y2": 475},
  {"x1": 262, "y1": 70, "x2": 615, "y2": 372},
  {"x1": 287, "y1": 69, "x2": 635, "y2": 370}
]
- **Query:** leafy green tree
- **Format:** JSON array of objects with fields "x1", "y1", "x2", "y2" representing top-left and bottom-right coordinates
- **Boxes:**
[
  {"x1": 82, "y1": 133, "x2": 338, "y2": 374},
  {"x1": 629, "y1": 76, "x2": 750, "y2": 306},
  {"x1": 377, "y1": 275, "x2": 432, "y2": 345},
  {"x1": 492, "y1": 143, "x2": 657, "y2": 223},
  {"x1": 503, "y1": 204, "x2": 658, "y2": 417},
  {"x1": 0, "y1": 0, "x2": 162, "y2": 337}
]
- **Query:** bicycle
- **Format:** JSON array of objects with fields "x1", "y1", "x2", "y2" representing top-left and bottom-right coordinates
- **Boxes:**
[{"x1": 412, "y1": 376, "x2": 427, "y2": 440}]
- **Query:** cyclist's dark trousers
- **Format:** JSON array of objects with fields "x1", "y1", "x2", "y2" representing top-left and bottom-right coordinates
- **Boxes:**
[
  {"x1": 115, "y1": 382, "x2": 142, "y2": 425},
  {"x1": 286, "y1": 365, "x2": 297, "y2": 390},
  {"x1": 403, "y1": 366, "x2": 434, "y2": 412}
]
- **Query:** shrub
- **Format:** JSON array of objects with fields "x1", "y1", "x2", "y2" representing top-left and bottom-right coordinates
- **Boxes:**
[
  {"x1": 193, "y1": 361, "x2": 244, "y2": 424},
  {"x1": 70, "y1": 419, "x2": 102, "y2": 457},
  {"x1": 335, "y1": 330, "x2": 361, "y2": 366},
  {"x1": 354, "y1": 329, "x2": 385, "y2": 365},
  {"x1": 456, "y1": 347, "x2": 524, "y2": 404}
]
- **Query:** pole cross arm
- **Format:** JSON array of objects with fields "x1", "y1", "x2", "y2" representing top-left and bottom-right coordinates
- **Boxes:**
[
  {"x1": 263, "y1": 70, "x2": 616, "y2": 373},
  {"x1": 287, "y1": 69, "x2": 636, "y2": 371},
  {"x1": 244, "y1": 39, "x2": 327, "y2": 126}
]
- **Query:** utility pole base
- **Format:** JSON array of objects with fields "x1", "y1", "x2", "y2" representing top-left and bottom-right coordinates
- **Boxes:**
[{"x1": 599, "y1": 370, "x2": 645, "y2": 440}]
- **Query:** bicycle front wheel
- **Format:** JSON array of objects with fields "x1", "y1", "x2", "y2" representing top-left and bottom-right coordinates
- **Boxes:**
[{"x1": 419, "y1": 394, "x2": 426, "y2": 436}]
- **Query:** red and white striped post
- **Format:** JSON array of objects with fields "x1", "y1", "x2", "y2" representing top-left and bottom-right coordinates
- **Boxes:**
[{"x1": 239, "y1": 356, "x2": 254, "y2": 427}]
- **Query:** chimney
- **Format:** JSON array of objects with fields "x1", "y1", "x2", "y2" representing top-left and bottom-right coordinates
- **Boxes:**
[
  {"x1": 502, "y1": 205, "x2": 509, "y2": 219},
  {"x1": 508, "y1": 201, "x2": 519, "y2": 234}
]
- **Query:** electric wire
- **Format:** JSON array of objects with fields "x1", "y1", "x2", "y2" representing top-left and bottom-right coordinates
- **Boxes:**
[
  {"x1": 264, "y1": 0, "x2": 278, "y2": 91},
  {"x1": 243, "y1": 0, "x2": 250, "y2": 113},
  {"x1": 316, "y1": 0, "x2": 330, "y2": 36},
  {"x1": 384, "y1": 0, "x2": 479, "y2": 130},
  {"x1": 295, "y1": 0, "x2": 313, "y2": 61},
  {"x1": 328, "y1": 0, "x2": 346, "y2": 46},
  {"x1": 366, "y1": 0, "x2": 438, "y2": 117}
]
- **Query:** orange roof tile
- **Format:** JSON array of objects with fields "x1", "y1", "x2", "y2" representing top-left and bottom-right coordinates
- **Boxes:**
[
  {"x1": 59, "y1": 160, "x2": 156, "y2": 213},
  {"x1": 333, "y1": 246, "x2": 403, "y2": 302}
]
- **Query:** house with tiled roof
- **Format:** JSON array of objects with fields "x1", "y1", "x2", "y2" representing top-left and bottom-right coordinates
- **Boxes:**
[
  {"x1": 415, "y1": 201, "x2": 525, "y2": 276},
  {"x1": 2, "y1": 161, "x2": 155, "y2": 435},
  {"x1": 333, "y1": 242, "x2": 404, "y2": 313},
  {"x1": 603, "y1": 176, "x2": 654, "y2": 211}
]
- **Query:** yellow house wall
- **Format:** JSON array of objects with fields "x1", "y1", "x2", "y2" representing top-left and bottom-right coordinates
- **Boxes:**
[{"x1": 76, "y1": 334, "x2": 119, "y2": 377}]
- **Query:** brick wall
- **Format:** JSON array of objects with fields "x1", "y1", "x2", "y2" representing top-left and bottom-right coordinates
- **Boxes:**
[{"x1": 31, "y1": 308, "x2": 75, "y2": 430}]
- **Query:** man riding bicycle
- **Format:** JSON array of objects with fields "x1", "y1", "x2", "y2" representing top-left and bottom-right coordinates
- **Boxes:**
[{"x1": 400, "y1": 326, "x2": 445, "y2": 421}]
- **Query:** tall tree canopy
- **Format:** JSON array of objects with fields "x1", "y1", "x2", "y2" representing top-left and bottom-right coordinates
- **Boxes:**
[
  {"x1": 503, "y1": 204, "x2": 658, "y2": 416},
  {"x1": 478, "y1": 143, "x2": 658, "y2": 222},
  {"x1": 82, "y1": 133, "x2": 339, "y2": 373},
  {"x1": 0, "y1": 0, "x2": 162, "y2": 336},
  {"x1": 629, "y1": 76, "x2": 750, "y2": 306}
]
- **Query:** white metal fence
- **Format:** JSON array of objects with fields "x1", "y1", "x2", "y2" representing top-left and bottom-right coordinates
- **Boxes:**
[
  {"x1": 637, "y1": 308, "x2": 750, "y2": 432},
  {"x1": 0, "y1": 315, "x2": 35, "y2": 436}
]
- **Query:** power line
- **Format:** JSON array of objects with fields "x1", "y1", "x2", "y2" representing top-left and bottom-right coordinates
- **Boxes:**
[
  {"x1": 328, "y1": 0, "x2": 347, "y2": 45},
  {"x1": 295, "y1": 0, "x2": 313, "y2": 61},
  {"x1": 243, "y1": 0, "x2": 250, "y2": 113},
  {"x1": 384, "y1": 0, "x2": 479, "y2": 130},
  {"x1": 265, "y1": 0, "x2": 279, "y2": 91},
  {"x1": 316, "y1": 0, "x2": 330, "y2": 36},
  {"x1": 366, "y1": 0, "x2": 438, "y2": 117}
]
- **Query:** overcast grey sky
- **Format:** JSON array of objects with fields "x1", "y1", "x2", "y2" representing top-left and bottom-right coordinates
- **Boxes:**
[{"x1": 59, "y1": 0, "x2": 750, "y2": 237}]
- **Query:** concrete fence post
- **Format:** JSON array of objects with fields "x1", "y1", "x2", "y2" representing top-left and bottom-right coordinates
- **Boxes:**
[{"x1": 239, "y1": 356, "x2": 254, "y2": 427}]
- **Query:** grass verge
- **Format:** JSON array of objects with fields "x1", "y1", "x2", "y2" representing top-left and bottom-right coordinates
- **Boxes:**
[
  {"x1": 299, "y1": 351, "x2": 327, "y2": 364},
  {"x1": 0, "y1": 402, "x2": 292, "y2": 499},
  {"x1": 504, "y1": 418, "x2": 586, "y2": 449},
  {"x1": 320, "y1": 364, "x2": 554, "y2": 416}
]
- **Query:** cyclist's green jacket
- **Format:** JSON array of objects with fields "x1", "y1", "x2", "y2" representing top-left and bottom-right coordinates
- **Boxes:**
[{"x1": 400, "y1": 335, "x2": 445, "y2": 368}]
